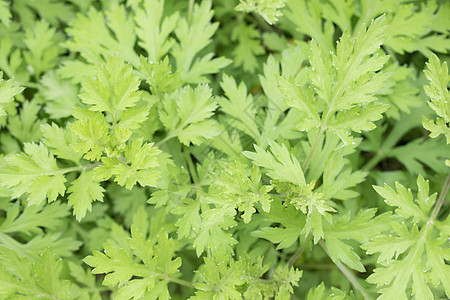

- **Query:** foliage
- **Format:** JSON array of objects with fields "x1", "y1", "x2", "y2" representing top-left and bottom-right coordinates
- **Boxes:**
[{"x1": 0, "y1": 0, "x2": 449, "y2": 299}]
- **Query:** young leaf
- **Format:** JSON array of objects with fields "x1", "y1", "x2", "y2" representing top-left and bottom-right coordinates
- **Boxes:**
[
  {"x1": 94, "y1": 139, "x2": 162, "y2": 189},
  {"x1": 362, "y1": 175, "x2": 449, "y2": 299},
  {"x1": 236, "y1": 0, "x2": 286, "y2": 24},
  {"x1": 160, "y1": 84, "x2": 220, "y2": 145},
  {"x1": 84, "y1": 210, "x2": 182, "y2": 300},
  {"x1": 67, "y1": 171, "x2": 104, "y2": 221},
  {"x1": 79, "y1": 54, "x2": 141, "y2": 116},
  {"x1": 172, "y1": 1, "x2": 231, "y2": 83},
  {"x1": 422, "y1": 53, "x2": 450, "y2": 144},
  {"x1": 0, "y1": 72, "x2": 23, "y2": 118},
  {"x1": 0, "y1": 142, "x2": 66, "y2": 205},
  {"x1": 134, "y1": 0, "x2": 179, "y2": 62},
  {"x1": 0, "y1": 247, "x2": 71, "y2": 299}
]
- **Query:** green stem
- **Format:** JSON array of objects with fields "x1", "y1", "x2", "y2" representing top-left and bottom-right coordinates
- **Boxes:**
[
  {"x1": 187, "y1": 0, "x2": 195, "y2": 25},
  {"x1": 288, "y1": 234, "x2": 312, "y2": 267},
  {"x1": 251, "y1": 12, "x2": 274, "y2": 33},
  {"x1": 155, "y1": 132, "x2": 177, "y2": 147},
  {"x1": 165, "y1": 275, "x2": 194, "y2": 288},
  {"x1": 183, "y1": 146, "x2": 199, "y2": 184},
  {"x1": 27, "y1": 162, "x2": 101, "y2": 177},
  {"x1": 362, "y1": 152, "x2": 384, "y2": 171},
  {"x1": 429, "y1": 173, "x2": 450, "y2": 223},
  {"x1": 302, "y1": 128, "x2": 324, "y2": 172},
  {"x1": 18, "y1": 81, "x2": 40, "y2": 89},
  {"x1": 319, "y1": 240, "x2": 372, "y2": 300},
  {"x1": 385, "y1": 47, "x2": 398, "y2": 64}
]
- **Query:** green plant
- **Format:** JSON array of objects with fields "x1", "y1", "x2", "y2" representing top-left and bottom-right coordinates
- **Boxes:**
[{"x1": 0, "y1": 0, "x2": 449, "y2": 299}]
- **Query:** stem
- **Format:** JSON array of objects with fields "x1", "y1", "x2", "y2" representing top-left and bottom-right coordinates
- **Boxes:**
[
  {"x1": 302, "y1": 128, "x2": 324, "y2": 172},
  {"x1": 29, "y1": 162, "x2": 101, "y2": 177},
  {"x1": 362, "y1": 152, "x2": 384, "y2": 171},
  {"x1": 183, "y1": 146, "x2": 199, "y2": 184},
  {"x1": 251, "y1": 12, "x2": 274, "y2": 33},
  {"x1": 18, "y1": 81, "x2": 40, "y2": 89},
  {"x1": 155, "y1": 132, "x2": 176, "y2": 147},
  {"x1": 429, "y1": 173, "x2": 450, "y2": 222},
  {"x1": 384, "y1": 47, "x2": 398, "y2": 64},
  {"x1": 167, "y1": 275, "x2": 195, "y2": 288},
  {"x1": 288, "y1": 234, "x2": 312, "y2": 267},
  {"x1": 187, "y1": 0, "x2": 195, "y2": 25},
  {"x1": 319, "y1": 240, "x2": 372, "y2": 300}
]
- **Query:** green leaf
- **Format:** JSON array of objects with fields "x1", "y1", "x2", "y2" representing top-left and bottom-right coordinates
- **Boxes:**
[
  {"x1": 191, "y1": 257, "x2": 244, "y2": 299},
  {"x1": 135, "y1": 0, "x2": 179, "y2": 62},
  {"x1": 324, "y1": 209, "x2": 392, "y2": 272},
  {"x1": 0, "y1": 247, "x2": 71, "y2": 299},
  {"x1": 64, "y1": 4, "x2": 138, "y2": 78},
  {"x1": 94, "y1": 139, "x2": 162, "y2": 189},
  {"x1": 140, "y1": 56, "x2": 182, "y2": 95},
  {"x1": 0, "y1": 72, "x2": 23, "y2": 118},
  {"x1": 79, "y1": 54, "x2": 141, "y2": 116},
  {"x1": 0, "y1": 201, "x2": 69, "y2": 235},
  {"x1": 0, "y1": 0, "x2": 11, "y2": 27},
  {"x1": 23, "y1": 20, "x2": 64, "y2": 78},
  {"x1": 363, "y1": 176, "x2": 449, "y2": 299},
  {"x1": 160, "y1": 84, "x2": 220, "y2": 145},
  {"x1": 230, "y1": 22, "x2": 265, "y2": 73},
  {"x1": 172, "y1": 1, "x2": 231, "y2": 83},
  {"x1": 236, "y1": 0, "x2": 286, "y2": 24},
  {"x1": 40, "y1": 70, "x2": 81, "y2": 119},
  {"x1": 8, "y1": 100, "x2": 44, "y2": 143},
  {"x1": 41, "y1": 123, "x2": 83, "y2": 163},
  {"x1": 243, "y1": 140, "x2": 305, "y2": 186},
  {"x1": 218, "y1": 74, "x2": 260, "y2": 142},
  {"x1": 252, "y1": 199, "x2": 305, "y2": 249},
  {"x1": 70, "y1": 108, "x2": 110, "y2": 161},
  {"x1": 422, "y1": 53, "x2": 450, "y2": 144},
  {"x1": 67, "y1": 171, "x2": 104, "y2": 221},
  {"x1": 0, "y1": 142, "x2": 66, "y2": 205},
  {"x1": 12, "y1": 0, "x2": 74, "y2": 28},
  {"x1": 84, "y1": 210, "x2": 181, "y2": 300}
]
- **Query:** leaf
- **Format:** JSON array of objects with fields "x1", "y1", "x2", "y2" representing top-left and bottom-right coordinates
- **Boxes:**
[
  {"x1": 236, "y1": 0, "x2": 286, "y2": 24},
  {"x1": 94, "y1": 139, "x2": 162, "y2": 189},
  {"x1": 387, "y1": 137, "x2": 450, "y2": 174},
  {"x1": 67, "y1": 171, "x2": 104, "y2": 221},
  {"x1": 0, "y1": 142, "x2": 66, "y2": 205},
  {"x1": 12, "y1": 0, "x2": 74, "y2": 28},
  {"x1": 160, "y1": 84, "x2": 220, "y2": 145},
  {"x1": 0, "y1": 0, "x2": 11, "y2": 27},
  {"x1": 172, "y1": 1, "x2": 231, "y2": 83},
  {"x1": 40, "y1": 70, "x2": 81, "y2": 119},
  {"x1": 0, "y1": 247, "x2": 72, "y2": 299},
  {"x1": 8, "y1": 100, "x2": 45, "y2": 143},
  {"x1": 218, "y1": 74, "x2": 260, "y2": 142},
  {"x1": 362, "y1": 176, "x2": 449, "y2": 299},
  {"x1": 0, "y1": 201, "x2": 69, "y2": 235},
  {"x1": 253, "y1": 199, "x2": 305, "y2": 249},
  {"x1": 323, "y1": 209, "x2": 392, "y2": 272},
  {"x1": 422, "y1": 53, "x2": 450, "y2": 144},
  {"x1": 84, "y1": 210, "x2": 181, "y2": 300},
  {"x1": 140, "y1": 56, "x2": 182, "y2": 95},
  {"x1": 243, "y1": 140, "x2": 305, "y2": 186},
  {"x1": 23, "y1": 20, "x2": 64, "y2": 78},
  {"x1": 191, "y1": 257, "x2": 244, "y2": 300},
  {"x1": 64, "y1": 4, "x2": 138, "y2": 77},
  {"x1": 70, "y1": 108, "x2": 110, "y2": 161},
  {"x1": 230, "y1": 22, "x2": 265, "y2": 73},
  {"x1": 0, "y1": 72, "x2": 23, "y2": 118},
  {"x1": 135, "y1": 0, "x2": 179, "y2": 62},
  {"x1": 79, "y1": 54, "x2": 141, "y2": 116},
  {"x1": 41, "y1": 123, "x2": 83, "y2": 163}
]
